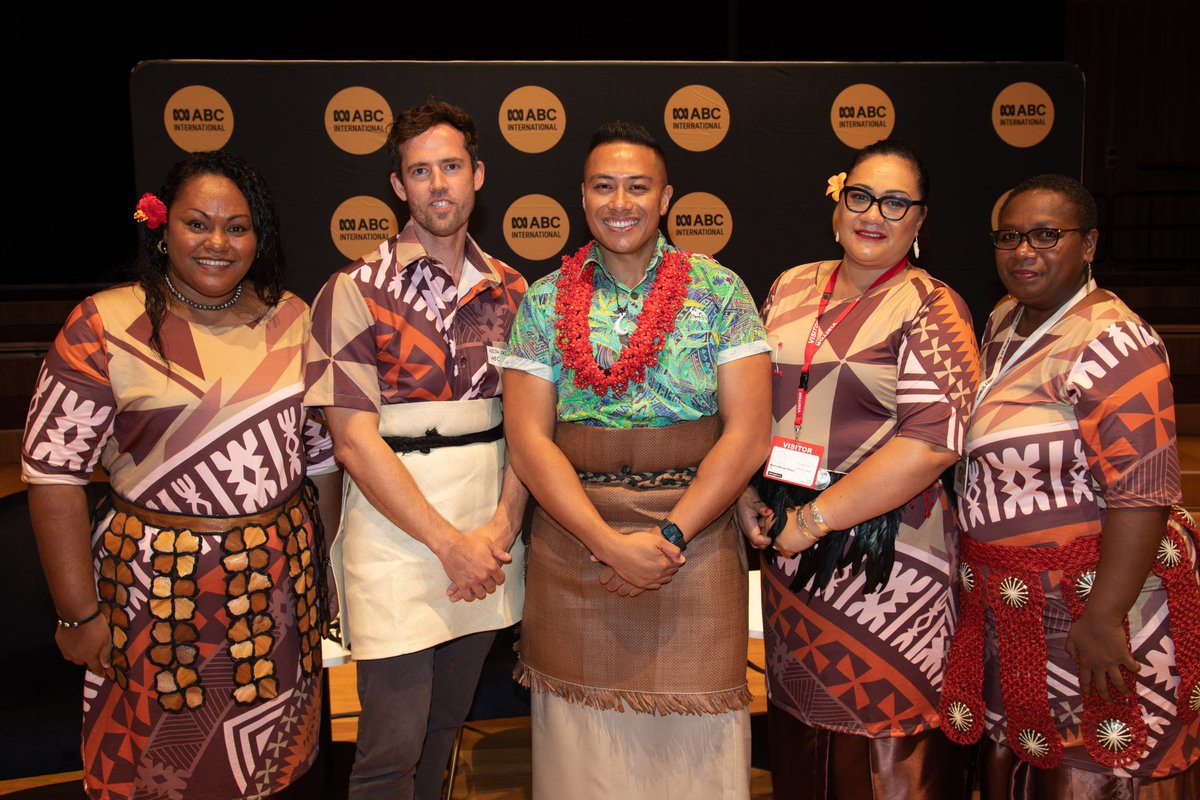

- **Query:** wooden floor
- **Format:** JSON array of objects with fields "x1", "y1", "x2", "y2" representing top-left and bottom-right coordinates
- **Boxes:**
[{"x1": 0, "y1": 641, "x2": 775, "y2": 798}]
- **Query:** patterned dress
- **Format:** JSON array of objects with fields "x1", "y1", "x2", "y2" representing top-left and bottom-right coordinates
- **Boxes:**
[
  {"x1": 759, "y1": 261, "x2": 979, "y2": 736},
  {"x1": 22, "y1": 285, "x2": 335, "y2": 800},
  {"x1": 949, "y1": 291, "x2": 1197, "y2": 778}
]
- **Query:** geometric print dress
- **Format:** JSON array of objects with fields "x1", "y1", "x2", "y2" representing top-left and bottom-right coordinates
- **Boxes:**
[
  {"x1": 758, "y1": 261, "x2": 980, "y2": 738},
  {"x1": 22, "y1": 284, "x2": 336, "y2": 799},
  {"x1": 949, "y1": 291, "x2": 1198, "y2": 778}
]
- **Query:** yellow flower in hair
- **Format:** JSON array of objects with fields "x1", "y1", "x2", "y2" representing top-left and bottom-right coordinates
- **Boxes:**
[{"x1": 825, "y1": 172, "x2": 847, "y2": 203}]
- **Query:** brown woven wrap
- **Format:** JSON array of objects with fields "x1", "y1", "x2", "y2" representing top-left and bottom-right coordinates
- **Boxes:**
[{"x1": 516, "y1": 416, "x2": 751, "y2": 715}]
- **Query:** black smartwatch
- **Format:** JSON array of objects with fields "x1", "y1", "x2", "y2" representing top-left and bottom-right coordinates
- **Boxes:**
[{"x1": 657, "y1": 519, "x2": 687, "y2": 551}]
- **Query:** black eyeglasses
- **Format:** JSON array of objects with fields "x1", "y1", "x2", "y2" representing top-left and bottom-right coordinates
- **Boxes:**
[
  {"x1": 842, "y1": 187, "x2": 925, "y2": 221},
  {"x1": 990, "y1": 227, "x2": 1088, "y2": 250}
]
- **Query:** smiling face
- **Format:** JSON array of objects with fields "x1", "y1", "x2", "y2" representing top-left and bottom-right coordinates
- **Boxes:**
[
  {"x1": 582, "y1": 142, "x2": 673, "y2": 274},
  {"x1": 390, "y1": 122, "x2": 485, "y2": 240},
  {"x1": 834, "y1": 154, "x2": 925, "y2": 272},
  {"x1": 995, "y1": 188, "x2": 1097, "y2": 320},
  {"x1": 162, "y1": 174, "x2": 257, "y2": 307}
]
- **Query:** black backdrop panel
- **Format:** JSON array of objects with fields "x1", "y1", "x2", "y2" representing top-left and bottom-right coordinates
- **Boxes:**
[{"x1": 130, "y1": 61, "x2": 1083, "y2": 326}]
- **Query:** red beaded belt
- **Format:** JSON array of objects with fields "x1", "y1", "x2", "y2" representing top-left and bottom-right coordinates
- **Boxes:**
[{"x1": 939, "y1": 509, "x2": 1200, "y2": 769}]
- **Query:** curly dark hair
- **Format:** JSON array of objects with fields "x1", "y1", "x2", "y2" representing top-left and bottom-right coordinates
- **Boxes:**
[
  {"x1": 998, "y1": 173, "x2": 1098, "y2": 231},
  {"x1": 133, "y1": 151, "x2": 285, "y2": 360},
  {"x1": 849, "y1": 139, "x2": 930, "y2": 201},
  {"x1": 584, "y1": 120, "x2": 668, "y2": 179},
  {"x1": 385, "y1": 98, "x2": 479, "y2": 177}
]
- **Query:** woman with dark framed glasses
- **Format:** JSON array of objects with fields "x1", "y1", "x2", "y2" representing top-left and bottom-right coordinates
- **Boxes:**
[
  {"x1": 940, "y1": 174, "x2": 1199, "y2": 797},
  {"x1": 737, "y1": 140, "x2": 979, "y2": 799}
]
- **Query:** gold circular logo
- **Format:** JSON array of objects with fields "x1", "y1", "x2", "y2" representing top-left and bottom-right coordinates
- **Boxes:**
[
  {"x1": 667, "y1": 192, "x2": 732, "y2": 256},
  {"x1": 324, "y1": 86, "x2": 392, "y2": 155},
  {"x1": 498, "y1": 87, "x2": 566, "y2": 154},
  {"x1": 663, "y1": 85, "x2": 730, "y2": 152},
  {"x1": 829, "y1": 84, "x2": 894, "y2": 149},
  {"x1": 502, "y1": 194, "x2": 570, "y2": 261},
  {"x1": 992, "y1": 82, "x2": 1055, "y2": 148},
  {"x1": 329, "y1": 196, "x2": 399, "y2": 261},
  {"x1": 163, "y1": 85, "x2": 234, "y2": 152}
]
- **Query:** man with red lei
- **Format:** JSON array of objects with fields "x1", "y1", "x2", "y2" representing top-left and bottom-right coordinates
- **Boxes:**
[{"x1": 503, "y1": 121, "x2": 771, "y2": 799}]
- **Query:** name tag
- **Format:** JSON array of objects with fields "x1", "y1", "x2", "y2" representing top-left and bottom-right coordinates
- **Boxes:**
[
  {"x1": 763, "y1": 436, "x2": 825, "y2": 488},
  {"x1": 486, "y1": 344, "x2": 506, "y2": 367}
]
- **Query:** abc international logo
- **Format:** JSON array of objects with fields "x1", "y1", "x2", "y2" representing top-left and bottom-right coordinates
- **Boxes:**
[
  {"x1": 829, "y1": 84, "x2": 894, "y2": 149},
  {"x1": 499, "y1": 87, "x2": 566, "y2": 154},
  {"x1": 164, "y1": 85, "x2": 233, "y2": 152},
  {"x1": 992, "y1": 82, "x2": 1055, "y2": 148},
  {"x1": 663, "y1": 85, "x2": 730, "y2": 152},
  {"x1": 503, "y1": 194, "x2": 569, "y2": 261},
  {"x1": 329, "y1": 196, "x2": 399, "y2": 261},
  {"x1": 325, "y1": 87, "x2": 393, "y2": 155},
  {"x1": 667, "y1": 192, "x2": 732, "y2": 256}
]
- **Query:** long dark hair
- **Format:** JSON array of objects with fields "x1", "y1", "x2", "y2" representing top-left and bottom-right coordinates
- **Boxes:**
[
  {"x1": 133, "y1": 151, "x2": 285, "y2": 359},
  {"x1": 850, "y1": 139, "x2": 930, "y2": 201}
]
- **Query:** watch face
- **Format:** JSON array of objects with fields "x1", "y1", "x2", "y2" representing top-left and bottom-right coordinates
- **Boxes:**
[{"x1": 659, "y1": 521, "x2": 685, "y2": 547}]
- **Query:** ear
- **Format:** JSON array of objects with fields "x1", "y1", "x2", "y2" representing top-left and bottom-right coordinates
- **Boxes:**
[
  {"x1": 390, "y1": 172, "x2": 407, "y2": 203},
  {"x1": 473, "y1": 160, "x2": 485, "y2": 192},
  {"x1": 914, "y1": 206, "x2": 928, "y2": 235},
  {"x1": 658, "y1": 184, "x2": 674, "y2": 216},
  {"x1": 1081, "y1": 227, "x2": 1098, "y2": 263}
]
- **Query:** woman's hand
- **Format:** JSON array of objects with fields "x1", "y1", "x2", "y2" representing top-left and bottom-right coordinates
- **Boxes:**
[
  {"x1": 55, "y1": 614, "x2": 112, "y2": 676},
  {"x1": 1063, "y1": 507, "x2": 1167, "y2": 702},
  {"x1": 1065, "y1": 610, "x2": 1139, "y2": 702},
  {"x1": 773, "y1": 507, "x2": 821, "y2": 559},
  {"x1": 735, "y1": 487, "x2": 773, "y2": 550}
]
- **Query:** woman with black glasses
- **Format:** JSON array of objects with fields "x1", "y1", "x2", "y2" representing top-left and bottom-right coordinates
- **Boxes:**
[
  {"x1": 939, "y1": 174, "x2": 1198, "y2": 797},
  {"x1": 737, "y1": 140, "x2": 979, "y2": 799}
]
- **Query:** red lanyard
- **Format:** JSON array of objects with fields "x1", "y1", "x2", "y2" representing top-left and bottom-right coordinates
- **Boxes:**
[{"x1": 794, "y1": 258, "x2": 908, "y2": 428}]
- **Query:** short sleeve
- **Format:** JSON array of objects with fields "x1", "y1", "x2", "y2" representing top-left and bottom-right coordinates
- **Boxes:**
[
  {"x1": 304, "y1": 272, "x2": 383, "y2": 413},
  {"x1": 302, "y1": 408, "x2": 337, "y2": 476},
  {"x1": 501, "y1": 274, "x2": 557, "y2": 382},
  {"x1": 22, "y1": 298, "x2": 116, "y2": 485},
  {"x1": 710, "y1": 266, "x2": 769, "y2": 365},
  {"x1": 1066, "y1": 318, "x2": 1180, "y2": 508},
  {"x1": 894, "y1": 284, "x2": 981, "y2": 454}
]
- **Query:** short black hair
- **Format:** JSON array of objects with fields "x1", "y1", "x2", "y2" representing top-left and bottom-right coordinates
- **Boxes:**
[
  {"x1": 999, "y1": 174, "x2": 1098, "y2": 231},
  {"x1": 386, "y1": 98, "x2": 479, "y2": 177},
  {"x1": 584, "y1": 120, "x2": 667, "y2": 178}
]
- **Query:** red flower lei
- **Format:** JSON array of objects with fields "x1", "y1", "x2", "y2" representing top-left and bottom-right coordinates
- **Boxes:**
[{"x1": 554, "y1": 240, "x2": 693, "y2": 396}]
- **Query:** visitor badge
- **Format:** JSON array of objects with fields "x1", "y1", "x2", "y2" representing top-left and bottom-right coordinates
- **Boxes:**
[
  {"x1": 487, "y1": 344, "x2": 506, "y2": 367},
  {"x1": 763, "y1": 437, "x2": 825, "y2": 488}
]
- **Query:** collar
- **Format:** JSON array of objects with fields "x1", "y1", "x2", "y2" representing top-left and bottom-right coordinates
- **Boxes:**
[
  {"x1": 388, "y1": 220, "x2": 504, "y2": 287},
  {"x1": 584, "y1": 232, "x2": 669, "y2": 292}
]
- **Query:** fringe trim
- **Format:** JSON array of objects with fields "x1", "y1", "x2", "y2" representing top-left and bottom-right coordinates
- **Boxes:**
[{"x1": 514, "y1": 661, "x2": 751, "y2": 716}]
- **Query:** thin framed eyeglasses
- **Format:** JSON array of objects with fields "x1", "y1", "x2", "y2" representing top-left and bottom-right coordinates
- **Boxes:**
[
  {"x1": 842, "y1": 187, "x2": 925, "y2": 221},
  {"x1": 990, "y1": 227, "x2": 1088, "y2": 250}
]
